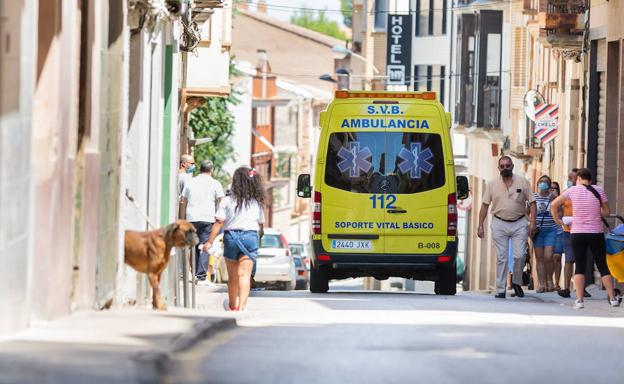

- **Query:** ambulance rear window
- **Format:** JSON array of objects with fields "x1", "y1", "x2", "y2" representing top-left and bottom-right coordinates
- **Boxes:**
[{"x1": 324, "y1": 132, "x2": 445, "y2": 194}]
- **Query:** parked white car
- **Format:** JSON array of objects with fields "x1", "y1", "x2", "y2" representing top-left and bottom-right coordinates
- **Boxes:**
[
  {"x1": 213, "y1": 229, "x2": 296, "y2": 291},
  {"x1": 255, "y1": 228, "x2": 296, "y2": 291}
]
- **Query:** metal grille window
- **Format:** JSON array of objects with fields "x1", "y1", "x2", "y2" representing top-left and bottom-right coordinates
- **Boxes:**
[
  {"x1": 413, "y1": 65, "x2": 428, "y2": 91},
  {"x1": 415, "y1": 0, "x2": 447, "y2": 36},
  {"x1": 255, "y1": 106, "x2": 271, "y2": 126},
  {"x1": 414, "y1": 65, "x2": 446, "y2": 104},
  {"x1": 454, "y1": 10, "x2": 502, "y2": 128}
]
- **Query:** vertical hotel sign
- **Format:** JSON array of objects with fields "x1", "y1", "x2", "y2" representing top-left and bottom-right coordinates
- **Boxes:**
[{"x1": 386, "y1": 14, "x2": 412, "y2": 86}]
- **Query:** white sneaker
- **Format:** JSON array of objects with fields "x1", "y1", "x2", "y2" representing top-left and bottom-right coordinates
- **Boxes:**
[
  {"x1": 196, "y1": 279, "x2": 211, "y2": 287},
  {"x1": 574, "y1": 299, "x2": 584, "y2": 309},
  {"x1": 609, "y1": 298, "x2": 621, "y2": 307}
]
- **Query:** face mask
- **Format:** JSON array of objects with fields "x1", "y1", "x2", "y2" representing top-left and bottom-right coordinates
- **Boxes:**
[
  {"x1": 566, "y1": 180, "x2": 574, "y2": 188},
  {"x1": 186, "y1": 165, "x2": 195, "y2": 174},
  {"x1": 538, "y1": 182, "x2": 549, "y2": 192},
  {"x1": 500, "y1": 168, "x2": 512, "y2": 177}
]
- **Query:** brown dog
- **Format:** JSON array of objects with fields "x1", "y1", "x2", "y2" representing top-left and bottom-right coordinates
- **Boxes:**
[{"x1": 124, "y1": 220, "x2": 199, "y2": 309}]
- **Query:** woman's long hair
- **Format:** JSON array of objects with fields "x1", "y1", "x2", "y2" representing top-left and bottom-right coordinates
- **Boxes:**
[{"x1": 231, "y1": 166, "x2": 265, "y2": 212}]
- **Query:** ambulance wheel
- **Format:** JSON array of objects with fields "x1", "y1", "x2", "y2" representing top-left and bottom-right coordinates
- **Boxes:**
[
  {"x1": 310, "y1": 264, "x2": 329, "y2": 293},
  {"x1": 435, "y1": 264, "x2": 457, "y2": 295}
]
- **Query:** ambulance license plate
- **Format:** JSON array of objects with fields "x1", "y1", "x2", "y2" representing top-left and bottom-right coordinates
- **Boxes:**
[{"x1": 331, "y1": 240, "x2": 372, "y2": 250}]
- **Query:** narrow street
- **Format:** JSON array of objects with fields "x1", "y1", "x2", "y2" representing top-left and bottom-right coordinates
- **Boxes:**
[
  {"x1": 3, "y1": 1, "x2": 624, "y2": 383},
  {"x1": 169, "y1": 281, "x2": 624, "y2": 383}
]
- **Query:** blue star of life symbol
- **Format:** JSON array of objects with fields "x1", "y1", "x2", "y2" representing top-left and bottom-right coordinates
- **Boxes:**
[
  {"x1": 397, "y1": 143, "x2": 434, "y2": 179},
  {"x1": 337, "y1": 142, "x2": 372, "y2": 177}
]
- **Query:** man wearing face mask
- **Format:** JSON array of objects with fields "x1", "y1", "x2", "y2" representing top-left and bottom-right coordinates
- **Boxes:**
[
  {"x1": 478, "y1": 156, "x2": 537, "y2": 299},
  {"x1": 178, "y1": 154, "x2": 196, "y2": 197}
]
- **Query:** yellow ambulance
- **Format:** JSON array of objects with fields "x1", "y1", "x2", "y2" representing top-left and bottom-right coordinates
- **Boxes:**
[{"x1": 297, "y1": 90, "x2": 469, "y2": 295}]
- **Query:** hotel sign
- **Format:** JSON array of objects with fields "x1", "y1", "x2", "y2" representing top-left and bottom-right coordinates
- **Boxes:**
[{"x1": 386, "y1": 14, "x2": 412, "y2": 86}]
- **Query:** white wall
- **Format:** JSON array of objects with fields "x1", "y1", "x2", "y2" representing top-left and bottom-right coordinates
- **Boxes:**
[
  {"x1": 186, "y1": 2, "x2": 231, "y2": 90},
  {"x1": 0, "y1": 0, "x2": 37, "y2": 336},
  {"x1": 224, "y1": 77, "x2": 253, "y2": 175},
  {"x1": 120, "y1": 21, "x2": 173, "y2": 306},
  {"x1": 411, "y1": 36, "x2": 451, "y2": 65}
]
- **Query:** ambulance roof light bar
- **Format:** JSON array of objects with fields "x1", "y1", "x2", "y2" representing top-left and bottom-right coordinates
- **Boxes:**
[{"x1": 335, "y1": 90, "x2": 437, "y2": 101}]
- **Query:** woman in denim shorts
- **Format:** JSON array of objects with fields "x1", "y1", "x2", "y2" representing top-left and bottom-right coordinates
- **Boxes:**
[
  {"x1": 204, "y1": 166, "x2": 265, "y2": 311},
  {"x1": 532, "y1": 175, "x2": 558, "y2": 292}
]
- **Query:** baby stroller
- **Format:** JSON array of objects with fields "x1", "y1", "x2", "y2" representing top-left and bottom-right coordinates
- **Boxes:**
[{"x1": 605, "y1": 214, "x2": 624, "y2": 297}]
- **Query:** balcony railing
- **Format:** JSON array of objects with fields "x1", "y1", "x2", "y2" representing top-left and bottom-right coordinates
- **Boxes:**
[{"x1": 533, "y1": 0, "x2": 587, "y2": 50}]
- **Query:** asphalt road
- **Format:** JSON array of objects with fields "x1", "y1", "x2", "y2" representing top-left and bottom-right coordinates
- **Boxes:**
[{"x1": 170, "y1": 280, "x2": 624, "y2": 384}]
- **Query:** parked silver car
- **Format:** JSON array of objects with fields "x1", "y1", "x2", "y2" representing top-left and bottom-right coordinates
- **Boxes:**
[{"x1": 255, "y1": 228, "x2": 296, "y2": 291}]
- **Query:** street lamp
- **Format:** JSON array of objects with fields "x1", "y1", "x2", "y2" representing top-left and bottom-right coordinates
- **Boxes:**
[
  {"x1": 332, "y1": 44, "x2": 380, "y2": 74},
  {"x1": 319, "y1": 74, "x2": 337, "y2": 83},
  {"x1": 319, "y1": 67, "x2": 351, "y2": 90}
]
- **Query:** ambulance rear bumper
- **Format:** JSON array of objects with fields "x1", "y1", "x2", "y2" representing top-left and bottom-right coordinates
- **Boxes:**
[{"x1": 311, "y1": 239, "x2": 457, "y2": 280}]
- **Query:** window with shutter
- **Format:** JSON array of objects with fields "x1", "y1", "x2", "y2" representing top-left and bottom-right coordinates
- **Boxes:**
[{"x1": 512, "y1": 27, "x2": 527, "y2": 87}]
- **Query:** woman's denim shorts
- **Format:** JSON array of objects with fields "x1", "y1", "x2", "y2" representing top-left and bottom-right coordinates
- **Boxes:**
[
  {"x1": 223, "y1": 230, "x2": 259, "y2": 262},
  {"x1": 533, "y1": 227, "x2": 557, "y2": 248},
  {"x1": 553, "y1": 231, "x2": 564, "y2": 255}
]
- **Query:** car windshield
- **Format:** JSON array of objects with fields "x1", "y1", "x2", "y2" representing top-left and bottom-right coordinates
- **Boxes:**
[
  {"x1": 289, "y1": 244, "x2": 304, "y2": 256},
  {"x1": 324, "y1": 132, "x2": 445, "y2": 194},
  {"x1": 293, "y1": 257, "x2": 303, "y2": 267},
  {"x1": 261, "y1": 234, "x2": 283, "y2": 248}
]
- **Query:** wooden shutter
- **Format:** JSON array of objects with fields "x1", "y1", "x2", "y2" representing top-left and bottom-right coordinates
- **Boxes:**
[{"x1": 512, "y1": 27, "x2": 527, "y2": 87}]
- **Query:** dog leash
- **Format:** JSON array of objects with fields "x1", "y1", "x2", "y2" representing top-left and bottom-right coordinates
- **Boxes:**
[{"x1": 125, "y1": 189, "x2": 158, "y2": 230}]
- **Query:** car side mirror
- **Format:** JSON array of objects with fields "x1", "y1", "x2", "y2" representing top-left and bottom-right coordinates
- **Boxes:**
[
  {"x1": 297, "y1": 174, "x2": 312, "y2": 198},
  {"x1": 456, "y1": 175, "x2": 469, "y2": 200}
]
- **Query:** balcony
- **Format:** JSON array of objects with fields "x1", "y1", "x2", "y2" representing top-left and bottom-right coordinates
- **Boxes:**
[{"x1": 532, "y1": 0, "x2": 587, "y2": 50}]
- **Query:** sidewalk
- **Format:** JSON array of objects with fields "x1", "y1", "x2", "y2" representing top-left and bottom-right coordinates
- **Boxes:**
[
  {"x1": 523, "y1": 284, "x2": 623, "y2": 315},
  {"x1": 0, "y1": 306, "x2": 235, "y2": 384}
]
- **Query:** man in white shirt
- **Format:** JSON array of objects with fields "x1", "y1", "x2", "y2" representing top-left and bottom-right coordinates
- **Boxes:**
[{"x1": 180, "y1": 159, "x2": 225, "y2": 283}]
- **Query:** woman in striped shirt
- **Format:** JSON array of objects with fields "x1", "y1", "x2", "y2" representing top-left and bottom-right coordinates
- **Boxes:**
[
  {"x1": 550, "y1": 168, "x2": 620, "y2": 309},
  {"x1": 532, "y1": 175, "x2": 558, "y2": 292}
]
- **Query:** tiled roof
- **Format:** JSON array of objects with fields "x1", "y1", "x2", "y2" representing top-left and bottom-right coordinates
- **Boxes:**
[{"x1": 235, "y1": 8, "x2": 345, "y2": 48}]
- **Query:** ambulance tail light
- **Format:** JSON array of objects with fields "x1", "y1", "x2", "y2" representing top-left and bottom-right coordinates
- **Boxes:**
[
  {"x1": 318, "y1": 254, "x2": 331, "y2": 261},
  {"x1": 312, "y1": 191, "x2": 322, "y2": 234},
  {"x1": 447, "y1": 193, "x2": 457, "y2": 236},
  {"x1": 437, "y1": 256, "x2": 452, "y2": 263}
]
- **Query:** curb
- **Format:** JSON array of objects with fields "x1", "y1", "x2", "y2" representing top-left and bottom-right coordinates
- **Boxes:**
[{"x1": 132, "y1": 317, "x2": 237, "y2": 383}]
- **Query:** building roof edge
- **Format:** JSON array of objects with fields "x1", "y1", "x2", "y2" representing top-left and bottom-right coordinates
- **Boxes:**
[{"x1": 235, "y1": 9, "x2": 345, "y2": 48}]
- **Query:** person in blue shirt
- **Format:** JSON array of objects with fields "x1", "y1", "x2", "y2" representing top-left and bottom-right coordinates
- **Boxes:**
[{"x1": 532, "y1": 175, "x2": 558, "y2": 292}]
